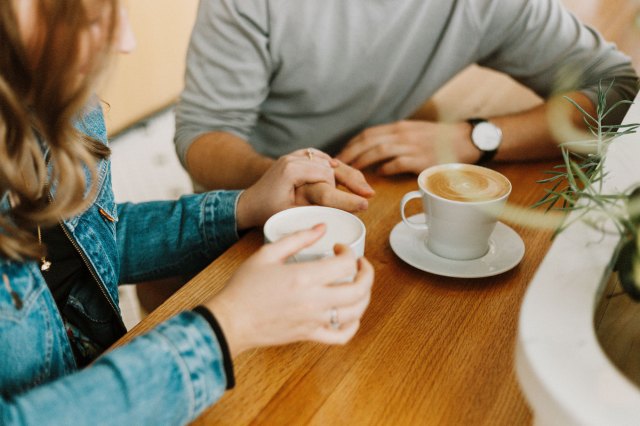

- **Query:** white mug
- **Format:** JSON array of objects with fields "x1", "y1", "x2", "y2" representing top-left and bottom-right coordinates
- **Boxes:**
[
  {"x1": 400, "y1": 163, "x2": 511, "y2": 260},
  {"x1": 264, "y1": 206, "x2": 366, "y2": 263}
]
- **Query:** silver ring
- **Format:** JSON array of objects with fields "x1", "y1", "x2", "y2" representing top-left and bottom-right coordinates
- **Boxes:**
[
  {"x1": 307, "y1": 148, "x2": 314, "y2": 161},
  {"x1": 329, "y1": 307, "x2": 340, "y2": 330}
]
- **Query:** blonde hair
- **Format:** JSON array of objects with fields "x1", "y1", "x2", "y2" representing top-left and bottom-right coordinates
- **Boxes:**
[{"x1": 0, "y1": 0, "x2": 118, "y2": 260}]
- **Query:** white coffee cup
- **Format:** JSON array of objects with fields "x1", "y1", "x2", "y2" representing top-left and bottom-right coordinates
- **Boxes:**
[
  {"x1": 400, "y1": 163, "x2": 511, "y2": 260},
  {"x1": 264, "y1": 206, "x2": 366, "y2": 262}
]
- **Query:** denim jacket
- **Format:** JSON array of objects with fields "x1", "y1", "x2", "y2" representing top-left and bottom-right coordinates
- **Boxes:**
[{"x1": 0, "y1": 106, "x2": 242, "y2": 425}]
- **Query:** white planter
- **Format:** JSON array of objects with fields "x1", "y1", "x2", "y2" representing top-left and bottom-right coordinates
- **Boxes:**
[{"x1": 516, "y1": 96, "x2": 640, "y2": 425}]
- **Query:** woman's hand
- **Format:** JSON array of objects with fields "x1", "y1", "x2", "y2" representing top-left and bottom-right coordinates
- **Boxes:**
[
  {"x1": 236, "y1": 149, "x2": 374, "y2": 229},
  {"x1": 294, "y1": 159, "x2": 375, "y2": 213},
  {"x1": 204, "y1": 225, "x2": 375, "y2": 356}
]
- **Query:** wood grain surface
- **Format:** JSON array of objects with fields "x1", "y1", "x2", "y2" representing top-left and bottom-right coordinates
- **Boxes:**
[{"x1": 116, "y1": 162, "x2": 558, "y2": 425}]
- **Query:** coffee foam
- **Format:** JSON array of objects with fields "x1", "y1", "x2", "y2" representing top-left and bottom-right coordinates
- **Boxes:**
[{"x1": 422, "y1": 165, "x2": 510, "y2": 202}]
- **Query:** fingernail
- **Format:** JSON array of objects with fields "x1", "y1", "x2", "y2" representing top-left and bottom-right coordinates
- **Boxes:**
[{"x1": 359, "y1": 201, "x2": 368, "y2": 211}]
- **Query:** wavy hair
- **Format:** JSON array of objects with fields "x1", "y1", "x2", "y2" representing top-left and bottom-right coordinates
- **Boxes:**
[{"x1": 0, "y1": 0, "x2": 118, "y2": 260}]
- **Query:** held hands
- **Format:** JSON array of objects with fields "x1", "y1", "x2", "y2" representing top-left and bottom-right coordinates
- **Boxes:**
[
  {"x1": 295, "y1": 158, "x2": 374, "y2": 213},
  {"x1": 236, "y1": 148, "x2": 374, "y2": 229},
  {"x1": 204, "y1": 225, "x2": 375, "y2": 356},
  {"x1": 337, "y1": 120, "x2": 479, "y2": 175}
]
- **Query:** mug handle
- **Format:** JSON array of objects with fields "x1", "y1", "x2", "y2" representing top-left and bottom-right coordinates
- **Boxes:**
[{"x1": 400, "y1": 191, "x2": 428, "y2": 230}]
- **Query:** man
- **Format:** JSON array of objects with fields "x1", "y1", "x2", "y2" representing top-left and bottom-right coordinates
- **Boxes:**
[{"x1": 175, "y1": 0, "x2": 638, "y2": 197}]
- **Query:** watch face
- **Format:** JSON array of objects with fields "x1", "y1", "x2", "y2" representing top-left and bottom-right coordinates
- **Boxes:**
[{"x1": 472, "y1": 121, "x2": 502, "y2": 151}]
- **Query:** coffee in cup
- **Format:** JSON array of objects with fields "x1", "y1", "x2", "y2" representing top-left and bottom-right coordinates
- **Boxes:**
[
  {"x1": 423, "y1": 165, "x2": 510, "y2": 202},
  {"x1": 264, "y1": 206, "x2": 366, "y2": 262},
  {"x1": 400, "y1": 163, "x2": 511, "y2": 260}
]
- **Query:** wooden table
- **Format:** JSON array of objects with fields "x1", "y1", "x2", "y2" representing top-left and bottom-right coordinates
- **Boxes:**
[{"x1": 116, "y1": 161, "x2": 558, "y2": 425}]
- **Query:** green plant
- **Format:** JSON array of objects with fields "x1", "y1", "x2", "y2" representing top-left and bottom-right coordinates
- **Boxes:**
[{"x1": 536, "y1": 81, "x2": 640, "y2": 298}]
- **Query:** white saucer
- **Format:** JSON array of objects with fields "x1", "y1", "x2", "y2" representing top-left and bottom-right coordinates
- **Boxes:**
[{"x1": 389, "y1": 214, "x2": 525, "y2": 278}]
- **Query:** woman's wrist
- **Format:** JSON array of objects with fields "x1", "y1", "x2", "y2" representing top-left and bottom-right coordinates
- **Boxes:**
[
  {"x1": 235, "y1": 189, "x2": 257, "y2": 231},
  {"x1": 193, "y1": 305, "x2": 236, "y2": 389},
  {"x1": 203, "y1": 296, "x2": 248, "y2": 358}
]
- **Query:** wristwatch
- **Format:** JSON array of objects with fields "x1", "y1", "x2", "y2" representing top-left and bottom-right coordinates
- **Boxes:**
[{"x1": 467, "y1": 118, "x2": 502, "y2": 164}]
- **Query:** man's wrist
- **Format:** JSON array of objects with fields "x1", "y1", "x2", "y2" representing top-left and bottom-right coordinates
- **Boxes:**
[
  {"x1": 455, "y1": 121, "x2": 482, "y2": 164},
  {"x1": 249, "y1": 156, "x2": 275, "y2": 182},
  {"x1": 186, "y1": 132, "x2": 275, "y2": 189}
]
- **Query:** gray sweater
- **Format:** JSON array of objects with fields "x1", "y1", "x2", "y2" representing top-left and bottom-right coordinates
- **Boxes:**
[{"x1": 175, "y1": 0, "x2": 638, "y2": 165}]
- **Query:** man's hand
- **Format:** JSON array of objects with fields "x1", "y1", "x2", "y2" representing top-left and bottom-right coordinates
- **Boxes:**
[{"x1": 337, "y1": 120, "x2": 479, "y2": 175}]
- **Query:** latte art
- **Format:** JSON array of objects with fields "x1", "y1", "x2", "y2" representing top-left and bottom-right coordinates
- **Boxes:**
[{"x1": 423, "y1": 165, "x2": 510, "y2": 202}]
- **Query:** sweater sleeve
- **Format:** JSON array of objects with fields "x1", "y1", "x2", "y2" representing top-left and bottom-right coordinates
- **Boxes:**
[
  {"x1": 471, "y1": 0, "x2": 638, "y2": 124},
  {"x1": 0, "y1": 312, "x2": 229, "y2": 425},
  {"x1": 174, "y1": 0, "x2": 272, "y2": 168}
]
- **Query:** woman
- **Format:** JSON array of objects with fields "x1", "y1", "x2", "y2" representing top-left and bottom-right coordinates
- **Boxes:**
[{"x1": 0, "y1": 1, "x2": 374, "y2": 424}]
